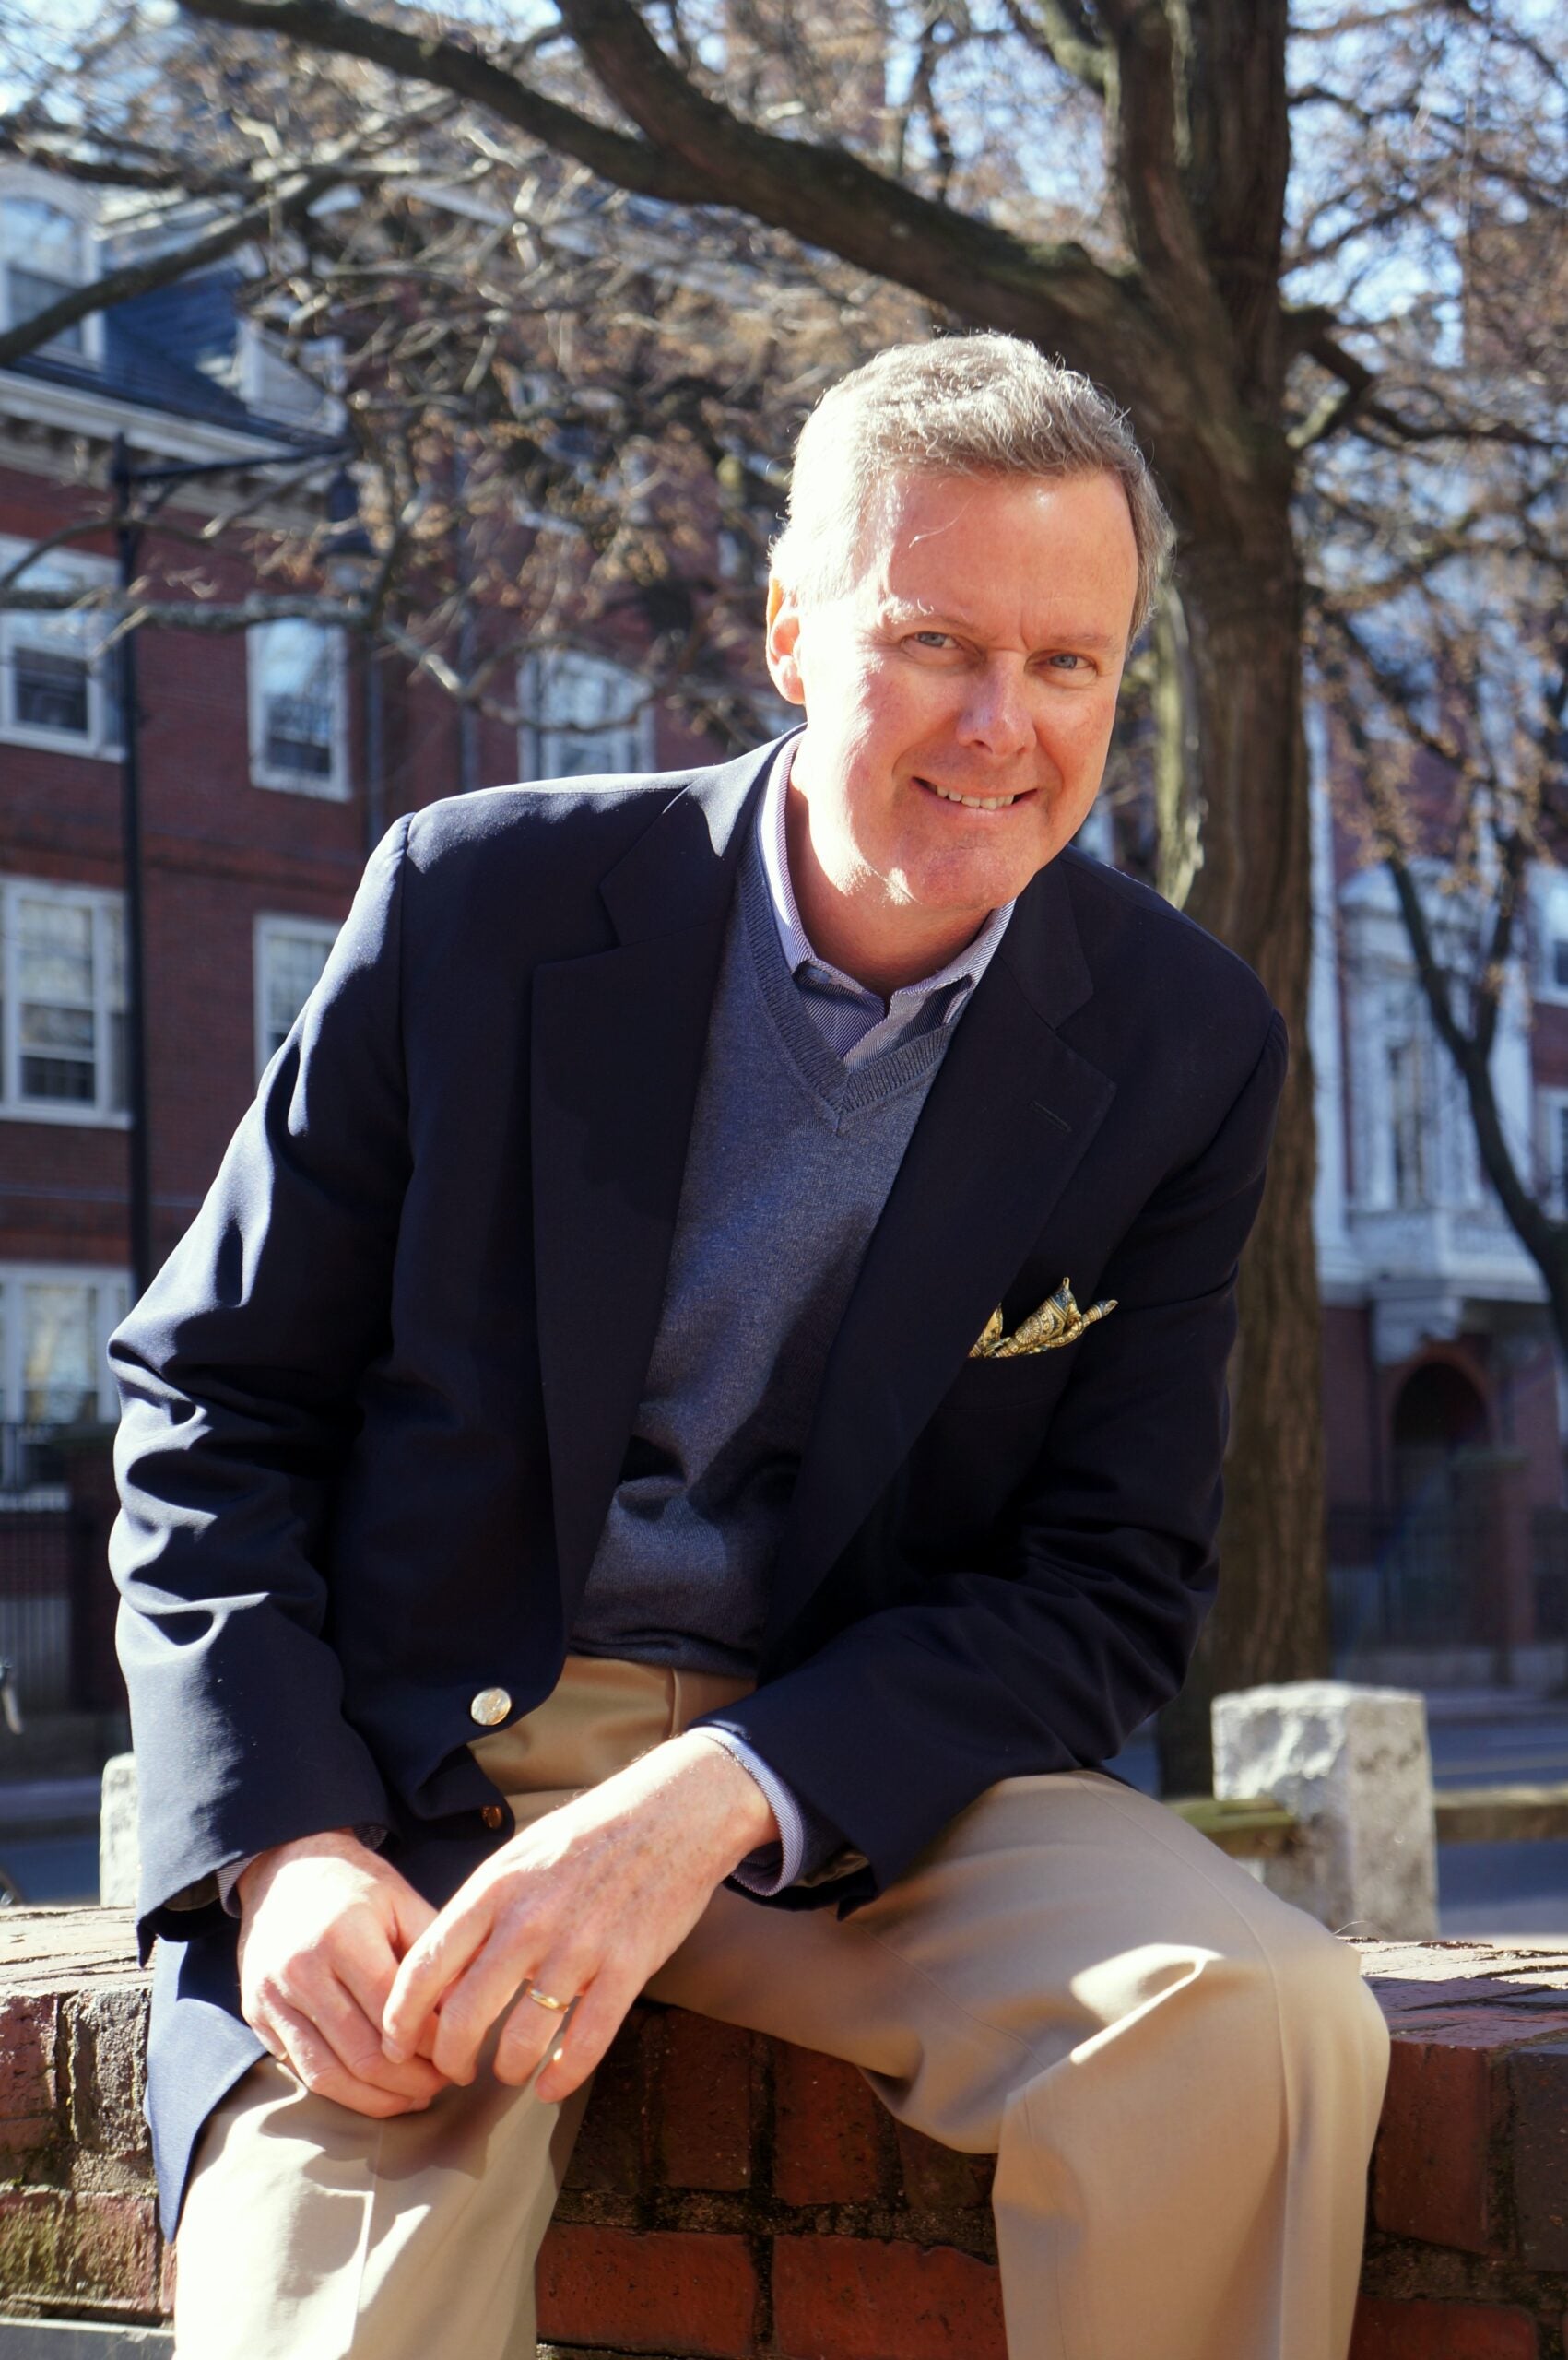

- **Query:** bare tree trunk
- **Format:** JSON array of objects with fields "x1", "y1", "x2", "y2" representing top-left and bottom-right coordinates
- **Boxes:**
[{"x1": 1156, "y1": 497, "x2": 1328, "y2": 1794}]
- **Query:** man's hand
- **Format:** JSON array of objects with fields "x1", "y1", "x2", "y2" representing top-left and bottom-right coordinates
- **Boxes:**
[
  {"x1": 237, "y1": 1830, "x2": 450, "y2": 2118},
  {"x1": 381, "y1": 1734, "x2": 776, "y2": 2106}
]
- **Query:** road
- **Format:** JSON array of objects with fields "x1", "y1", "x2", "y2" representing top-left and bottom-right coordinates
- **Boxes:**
[{"x1": 2, "y1": 1697, "x2": 1566, "y2": 1932}]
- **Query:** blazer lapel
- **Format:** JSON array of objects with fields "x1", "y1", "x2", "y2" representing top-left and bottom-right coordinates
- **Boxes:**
[
  {"x1": 766, "y1": 855, "x2": 1115, "y2": 1650},
  {"x1": 531, "y1": 740, "x2": 779, "y2": 1610}
]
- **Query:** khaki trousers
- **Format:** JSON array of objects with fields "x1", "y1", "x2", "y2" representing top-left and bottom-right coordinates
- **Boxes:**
[{"x1": 175, "y1": 1658, "x2": 1390, "y2": 2360}]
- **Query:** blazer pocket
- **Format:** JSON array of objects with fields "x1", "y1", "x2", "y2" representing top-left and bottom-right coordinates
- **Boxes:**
[{"x1": 942, "y1": 1345, "x2": 1079, "y2": 1414}]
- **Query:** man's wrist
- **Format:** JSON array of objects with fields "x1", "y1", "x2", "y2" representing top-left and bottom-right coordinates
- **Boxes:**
[
  {"x1": 665, "y1": 1730, "x2": 780, "y2": 1871},
  {"x1": 235, "y1": 1826, "x2": 370, "y2": 1913}
]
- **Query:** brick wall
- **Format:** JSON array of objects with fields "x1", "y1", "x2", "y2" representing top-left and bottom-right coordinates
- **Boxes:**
[
  {"x1": 6, "y1": 1914, "x2": 1568, "y2": 2357},
  {"x1": 0, "y1": 458, "x2": 739, "y2": 1280}
]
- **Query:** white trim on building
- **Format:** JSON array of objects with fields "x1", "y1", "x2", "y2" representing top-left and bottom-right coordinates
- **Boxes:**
[
  {"x1": 518, "y1": 648, "x2": 655, "y2": 782},
  {"x1": 0, "y1": 534, "x2": 121, "y2": 763},
  {"x1": 0, "y1": 876, "x2": 127, "y2": 1128},
  {"x1": 253, "y1": 912, "x2": 339, "y2": 1078},
  {"x1": 0, "y1": 164, "x2": 104, "y2": 371},
  {"x1": 0, "y1": 1259, "x2": 127, "y2": 1425},
  {"x1": 247, "y1": 619, "x2": 350, "y2": 798}
]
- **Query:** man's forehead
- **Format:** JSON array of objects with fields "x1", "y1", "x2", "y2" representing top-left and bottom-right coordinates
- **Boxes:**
[{"x1": 855, "y1": 468, "x2": 1138, "y2": 635}]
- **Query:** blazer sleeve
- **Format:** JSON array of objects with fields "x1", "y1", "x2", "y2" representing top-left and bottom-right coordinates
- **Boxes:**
[
  {"x1": 109, "y1": 818, "x2": 414, "y2": 1944},
  {"x1": 698, "y1": 1008, "x2": 1289, "y2": 1911}
]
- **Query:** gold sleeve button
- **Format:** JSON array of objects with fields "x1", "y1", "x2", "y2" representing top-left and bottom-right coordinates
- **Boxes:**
[
  {"x1": 470, "y1": 1686, "x2": 513, "y2": 1727},
  {"x1": 479, "y1": 1803, "x2": 506, "y2": 1830}
]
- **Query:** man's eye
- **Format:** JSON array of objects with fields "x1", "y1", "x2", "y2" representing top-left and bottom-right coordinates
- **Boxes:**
[
  {"x1": 1047, "y1": 652, "x2": 1091, "y2": 672},
  {"x1": 911, "y1": 631, "x2": 955, "y2": 649}
]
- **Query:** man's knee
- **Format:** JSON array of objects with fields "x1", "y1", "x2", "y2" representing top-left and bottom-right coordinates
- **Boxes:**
[{"x1": 1237, "y1": 1898, "x2": 1391, "y2": 2094}]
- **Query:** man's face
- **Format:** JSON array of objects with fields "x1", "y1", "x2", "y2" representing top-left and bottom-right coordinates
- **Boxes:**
[{"x1": 767, "y1": 468, "x2": 1140, "y2": 925}]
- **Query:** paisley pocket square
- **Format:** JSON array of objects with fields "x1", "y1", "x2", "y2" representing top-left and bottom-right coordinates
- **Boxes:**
[{"x1": 969, "y1": 1278, "x2": 1116, "y2": 1360}]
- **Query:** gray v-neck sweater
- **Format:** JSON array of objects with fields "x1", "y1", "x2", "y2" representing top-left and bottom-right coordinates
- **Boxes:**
[{"x1": 571, "y1": 831, "x2": 952, "y2": 1674}]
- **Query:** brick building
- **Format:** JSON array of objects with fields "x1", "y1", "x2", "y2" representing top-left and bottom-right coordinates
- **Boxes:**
[
  {"x1": 1308, "y1": 705, "x2": 1568, "y2": 1690},
  {"x1": 0, "y1": 164, "x2": 728, "y2": 1491}
]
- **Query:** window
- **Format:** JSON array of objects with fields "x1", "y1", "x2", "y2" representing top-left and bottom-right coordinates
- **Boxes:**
[
  {"x1": 254, "y1": 914, "x2": 338, "y2": 1075},
  {"x1": 1388, "y1": 1036, "x2": 1429, "y2": 1210},
  {"x1": 0, "y1": 537, "x2": 120, "y2": 759},
  {"x1": 519, "y1": 650, "x2": 653, "y2": 781},
  {"x1": 1539, "y1": 1091, "x2": 1568, "y2": 1214},
  {"x1": 1534, "y1": 869, "x2": 1568, "y2": 1006},
  {"x1": 0, "y1": 879, "x2": 126, "y2": 1124},
  {"x1": 0, "y1": 192, "x2": 95, "y2": 360},
  {"x1": 0, "y1": 1263, "x2": 126, "y2": 1430},
  {"x1": 248, "y1": 620, "x2": 348, "y2": 797}
]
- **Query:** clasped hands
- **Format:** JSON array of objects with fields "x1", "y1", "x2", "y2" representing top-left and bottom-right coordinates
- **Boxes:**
[{"x1": 235, "y1": 1732, "x2": 777, "y2": 2118}]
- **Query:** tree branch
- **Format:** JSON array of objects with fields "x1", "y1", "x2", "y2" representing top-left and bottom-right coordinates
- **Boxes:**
[
  {"x1": 0, "y1": 163, "x2": 343, "y2": 371},
  {"x1": 548, "y1": 0, "x2": 1163, "y2": 383},
  {"x1": 176, "y1": 0, "x2": 717, "y2": 202},
  {"x1": 999, "y1": 0, "x2": 1109, "y2": 91}
]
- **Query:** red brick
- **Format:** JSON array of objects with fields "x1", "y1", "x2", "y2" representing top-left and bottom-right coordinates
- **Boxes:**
[
  {"x1": 1374, "y1": 2038, "x2": 1495, "y2": 2254},
  {"x1": 0, "y1": 2189, "x2": 66, "y2": 2300},
  {"x1": 772, "y1": 2043, "x2": 889, "y2": 2207},
  {"x1": 0, "y1": 1991, "x2": 57, "y2": 2156},
  {"x1": 893, "y1": 2121, "x2": 994, "y2": 2216},
  {"x1": 68, "y1": 2191, "x2": 161, "y2": 2307},
  {"x1": 1509, "y1": 2046, "x2": 1568, "y2": 2272},
  {"x1": 67, "y1": 1986, "x2": 148, "y2": 2160},
  {"x1": 655, "y1": 2010, "x2": 754, "y2": 2191},
  {"x1": 1350, "y1": 2297, "x2": 1537, "y2": 2359},
  {"x1": 537, "y1": 2224, "x2": 759, "y2": 2357},
  {"x1": 772, "y1": 2235, "x2": 1005, "y2": 2360}
]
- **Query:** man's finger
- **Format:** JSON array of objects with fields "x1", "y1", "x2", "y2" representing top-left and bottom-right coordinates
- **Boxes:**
[
  {"x1": 423, "y1": 1934, "x2": 553, "y2": 2085},
  {"x1": 382, "y1": 1902, "x2": 497, "y2": 2064},
  {"x1": 320, "y1": 1976, "x2": 449, "y2": 2101},
  {"x1": 263, "y1": 1998, "x2": 435, "y2": 2120},
  {"x1": 531, "y1": 1971, "x2": 637, "y2": 2105}
]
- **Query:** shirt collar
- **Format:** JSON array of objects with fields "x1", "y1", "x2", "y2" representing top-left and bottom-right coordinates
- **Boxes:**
[{"x1": 756, "y1": 734, "x2": 1015, "y2": 1013}]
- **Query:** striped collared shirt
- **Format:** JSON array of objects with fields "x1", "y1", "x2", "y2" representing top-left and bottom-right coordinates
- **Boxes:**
[{"x1": 757, "y1": 737, "x2": 1015, "y2": 1069}]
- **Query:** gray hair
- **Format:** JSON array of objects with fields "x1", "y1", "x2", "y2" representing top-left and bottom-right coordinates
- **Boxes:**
[{"x1": 772, "y1": 333, "x2": 1173, "y2": 640}]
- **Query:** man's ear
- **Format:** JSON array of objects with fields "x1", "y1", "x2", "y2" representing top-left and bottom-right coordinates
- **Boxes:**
[{"x1": 765, "y1": 576, "x2": 807, "y2": 708}]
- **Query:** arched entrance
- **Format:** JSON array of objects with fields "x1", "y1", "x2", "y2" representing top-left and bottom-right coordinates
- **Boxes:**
[
  {"x1": 1391, "y1": 1361, "x2": 1490, "y2": 1512},
  {"x1": 1385, "y1": 1361, "x2": 1492, "y2": 1648}
]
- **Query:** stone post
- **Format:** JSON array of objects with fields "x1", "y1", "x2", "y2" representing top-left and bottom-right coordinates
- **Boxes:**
[
  {"x1": 100, "y1": 1752, "x2": 139, "y2": 1909},
  {"x1": 1211, "y1": 1682, "x2": 1438, "y2": 1940}
]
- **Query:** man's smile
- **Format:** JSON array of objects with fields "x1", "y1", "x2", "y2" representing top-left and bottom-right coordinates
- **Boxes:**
[{"x1": 916, "y1": 775, "x2": 1037, "y2": 814}]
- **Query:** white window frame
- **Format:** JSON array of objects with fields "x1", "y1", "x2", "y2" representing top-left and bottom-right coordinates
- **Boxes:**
[
  {"x1": 0, "y1": 534, "x2": 121, "y2": 761},
  {"x1": 1538, "y1": 1088, "x2": 1568, "y2": 1216},
  {"x1": 0, "y1": 877, "x2": 127, "y2": 1128},
  {"x1": 247, "y1": 620, "x2": 350, "y2": 799},
  {"x1": 253, "y1": 913, "x2": 339, "y2": 1079},
  {"x1": 0, "y1": 1260, "x2": 128, "y2": 1429},
  {"x1": 518, "y1": 649, "x2": 655, "y2": 783},
  {"x1": 0, "y1": 168, "x2": 103, "y2": 368},
  {"x1": 1533, "y1": 868, "x2": 1568, "y2": 1008}
]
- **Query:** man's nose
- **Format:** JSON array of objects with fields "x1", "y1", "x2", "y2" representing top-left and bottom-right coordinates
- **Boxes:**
[{"x1": 954, "y1": 660, "x2": 1033, "y2": 761}]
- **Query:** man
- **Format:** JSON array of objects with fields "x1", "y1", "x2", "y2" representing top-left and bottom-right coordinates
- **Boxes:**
[{"x1": 112, "y1": 334, "x2": 1388, "y2": 2360}]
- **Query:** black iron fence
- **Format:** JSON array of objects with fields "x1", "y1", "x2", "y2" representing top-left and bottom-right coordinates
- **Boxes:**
[
  {"x1": 0, "y1": 1422, "x2": 121, "y2": 1715},
  {"x1": 1329, "y1": 1503, "x2": 1568, "y2": 1658}
]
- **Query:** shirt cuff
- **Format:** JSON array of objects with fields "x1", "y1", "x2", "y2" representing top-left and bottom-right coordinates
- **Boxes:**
[{"x1": 695, "y1": 1729, "x2": 809, "y2": 1894}]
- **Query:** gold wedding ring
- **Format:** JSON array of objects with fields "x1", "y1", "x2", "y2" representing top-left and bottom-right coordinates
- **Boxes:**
[{"x1": 525, "y1": 1984, "x2": 572, "y2": 2012}]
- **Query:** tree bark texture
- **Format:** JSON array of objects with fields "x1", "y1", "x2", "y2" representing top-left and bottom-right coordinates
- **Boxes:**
[{"x1": 1156, "y1": 502, "x2": 1327, "y2": 1794}]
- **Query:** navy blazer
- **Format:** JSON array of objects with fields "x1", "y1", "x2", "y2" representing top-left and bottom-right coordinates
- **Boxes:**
[{"x1": 110, "y1": 736, "x2": 1285, "y2": 2224}]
